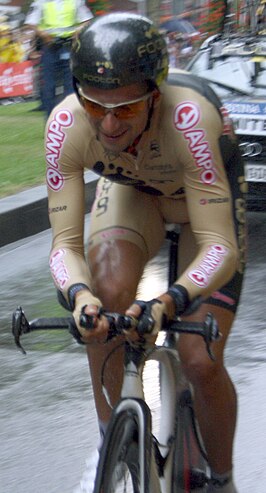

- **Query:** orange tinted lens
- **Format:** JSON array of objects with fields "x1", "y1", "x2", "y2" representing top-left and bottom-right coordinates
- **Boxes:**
[
  {"x1": 114, "y1": 100, "x2": 147, "y2": 119},
  {"x1": 82, "y1": 97, "x2": 146, "y2": 119},
  {"x1": 82, "y1": 98, "x2": 106, "y2": 118}
]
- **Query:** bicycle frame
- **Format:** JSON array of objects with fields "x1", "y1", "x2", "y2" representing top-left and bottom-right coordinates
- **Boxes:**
[
  {"x1": 12, "y1": 228, "x2": 218, "y2": 493},
  {"x1": 100, "y1": 332, "x2": 203, "y2": 493},
  {"x1": 127, "y1": 343, "x2": 180, "y2": 492},
  {"x1": 92, "y1": 229, "x2": 214, "y2": 493}
]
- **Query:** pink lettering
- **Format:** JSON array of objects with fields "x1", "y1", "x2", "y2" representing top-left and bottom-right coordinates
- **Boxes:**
[
  {"x1": 48, "y1": 120, "x2": 65, "y2": 137},
  {"x1": 188, "y1": 269, "x2": 208, "y2": 287},
  {"x1": 46, "y1": 152, "x2": 59, "y2": 169},
  {"x1": 46, "y1": 168, "x2": 64, "y2": 191},
  {"x1": 187, "y1": 139, "x2": 211, "y2": 164},
  {"x1": 187, "y1": 245, "x2": 228, "y2": 288},
  {"x1": 45, "y1": 110, "x2": 73, "y2": 191},
  {"x1": 174, "y1": 101, "x2": 216, "y2": 185},
  {"x1": 220, "y1": 106, "x2": 232, "y2": 135},
  {"x1": 50, "y1": 249, "x2": 70, "y2": 289},
  {"x1": 201, "y1": 169, "x2": 216, "y2": 184},
  {"x1": 100, "y1": 228, "x2": 127, "y2": 239},
  {"x1": 174, "y1": 101, "x2": 200, "y2": 130},
  {"x1": 185, "y1": 129, "x2": 204, "y2": 147}
]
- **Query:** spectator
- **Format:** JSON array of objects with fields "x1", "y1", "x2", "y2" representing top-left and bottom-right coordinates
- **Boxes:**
[
  {"x1": 0, "y1": 24, "x2": 25, "y2": 63},
  {"x1": 23, "y1": 27, "x2": 46, "y2": 110},
  {"x1": 24, "y1": 0, "x2": 93, "y2": 117},
  {"x1": 0, "y1": 24, "x2": 10, "y2": 62}
]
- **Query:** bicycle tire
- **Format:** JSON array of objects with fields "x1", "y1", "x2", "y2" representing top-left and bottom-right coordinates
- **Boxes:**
[
  {"x1": 93, "y1": 399, "x2": 156, "y2": 493},
  {"x1": 172, "y1": 388, "x2": 209, "y2": 493}
]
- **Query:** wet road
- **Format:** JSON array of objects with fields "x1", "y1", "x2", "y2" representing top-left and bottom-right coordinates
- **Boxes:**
[{"x1": 0, "y1": 212, "x2": 266, "y2": 493}]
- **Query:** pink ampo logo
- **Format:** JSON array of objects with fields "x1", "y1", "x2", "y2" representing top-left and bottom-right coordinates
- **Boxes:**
[
  {"x1": 174, "y1": 101, "x2": 200, "y2": 131},
  {"x1": 49, "y1": 248, "x2": 70, "y2": 289},
  {"x1": 187, "y1": 245, "x2": 228, "y2": 288},
  {"x1": 174, "y1": 101, "x2": 216, "y2": 185},
  {"x1": 46, "y1": 109, "x2": 73, "y2": 191}
]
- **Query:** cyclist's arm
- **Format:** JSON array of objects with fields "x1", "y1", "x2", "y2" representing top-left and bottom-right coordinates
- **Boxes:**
[
  {"x1": 46, "y1": 105, "x2": 98, "y2": 309},
  {"x1": 162, "y1": 96, "x2": 241, "y2": 310},
  {"x1": 127, "y1": 96, "x2": 243, "y2": 329}
]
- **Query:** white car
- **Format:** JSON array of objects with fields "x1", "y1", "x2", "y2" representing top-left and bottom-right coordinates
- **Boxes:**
[{"x1": 184, "y1": 33, "x2": 266, "y2": 211}]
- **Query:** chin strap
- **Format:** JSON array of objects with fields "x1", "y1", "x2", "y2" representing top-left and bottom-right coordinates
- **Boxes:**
[
  {"x1": 124, "y1": 132, "x2": 144, "y2": 156},
  {"x1": 124, "y1": 90, "x2": 159, "y2": 156}
]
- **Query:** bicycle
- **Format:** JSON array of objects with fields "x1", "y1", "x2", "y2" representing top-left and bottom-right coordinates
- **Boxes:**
[{"x1": 12, "y1": 229, "x2": 220, "y2": 493}]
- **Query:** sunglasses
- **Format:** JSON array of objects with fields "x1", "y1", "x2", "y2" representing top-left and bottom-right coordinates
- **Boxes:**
[{"x1": 78, "y1": 87, "x2": 152, "y2": 120}]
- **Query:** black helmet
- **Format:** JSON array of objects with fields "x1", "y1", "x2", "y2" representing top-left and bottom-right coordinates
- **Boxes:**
[{"x1": 71, "y1": 12, "x2": 169, "y2": 90}]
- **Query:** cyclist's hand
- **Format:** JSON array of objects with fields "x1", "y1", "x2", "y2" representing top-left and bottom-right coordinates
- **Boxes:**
[
  {"x1": 125, "y1": 299, "x2": 167, "y2": 342},
  {"x1": 73, "y1": 291, "x2": 108, "y2": 343}
]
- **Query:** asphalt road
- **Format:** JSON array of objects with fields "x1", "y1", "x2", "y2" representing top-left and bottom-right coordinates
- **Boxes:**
[{"x1": 0, "y1": 212, "x2": 265, "y2": 493}]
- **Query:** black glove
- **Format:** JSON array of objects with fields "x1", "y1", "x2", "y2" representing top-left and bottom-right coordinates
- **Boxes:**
[
  {"x1": 167, "y1": 284, "x2": 203, "y2": 316},
  {"x1": 166, "y1": 284, "x2": 190, "y2": 315}
]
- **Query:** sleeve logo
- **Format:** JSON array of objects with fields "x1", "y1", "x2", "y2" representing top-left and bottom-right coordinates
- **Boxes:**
[
  {"x1": 46, "y1": 109, "x2": 73, "y2": 191},
  {"x1": 174, "y1": 101, "x2": 216, "y2": 185},
  {"x1": 187, "y1": 245, "x2": 228, "y2": 287}
]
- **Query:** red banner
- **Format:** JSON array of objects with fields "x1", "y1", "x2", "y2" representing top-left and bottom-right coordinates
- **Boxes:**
[{"x1": 0, "y1": 61, "x2": 34, "y2": 99}]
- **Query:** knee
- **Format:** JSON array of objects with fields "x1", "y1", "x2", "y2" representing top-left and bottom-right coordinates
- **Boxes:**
[
  {"x1": 88, "y1": 242, "x2": 145, "y2": 311},
  {"x1": 180, "y1": 348, "x2": 223, "y2": 391}
]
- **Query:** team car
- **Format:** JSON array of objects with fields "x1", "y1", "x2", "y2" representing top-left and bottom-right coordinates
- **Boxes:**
[{"x1": 185, "y1": 33, "x2": 266, "y2": 211}]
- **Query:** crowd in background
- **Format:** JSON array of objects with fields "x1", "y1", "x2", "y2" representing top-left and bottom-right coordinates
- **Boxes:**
[
  {"x1": 0, "y1": 15, "x2": 199, "y2": 66},
  {"x1": 0, "y1": 16, "x2": 43, "y2": 107},
  {"x1": 0, "y1": 0, "x2": 93, "y2": 113},
  {"x1": 0, "y1": 18, "x2": 28, "y2": 63}
]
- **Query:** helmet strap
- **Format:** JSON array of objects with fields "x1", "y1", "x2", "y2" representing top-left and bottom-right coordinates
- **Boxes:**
[
  {"x1": 124, "y1": 91, "x2": 158, "y2": 157},
  {"x1": 145, "y1": 89, "x2": 160, "y2": 130}
]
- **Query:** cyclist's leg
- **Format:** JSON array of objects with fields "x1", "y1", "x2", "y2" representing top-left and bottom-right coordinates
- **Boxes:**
[
  {"x1": 177, "y1": 223, "x2": 243, "y2": 491},
  {"x1": 87, "y1": 240, "x2": 145, "y2": 426},
  {"x1": 178, "y1": 304, "x2": 237, "y2": 478},
  {"x1": 87, "y1": 178, "x2": 165, "y2": 428}
]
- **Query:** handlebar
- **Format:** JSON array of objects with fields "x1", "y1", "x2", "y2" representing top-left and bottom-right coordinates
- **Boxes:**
[
  {"x1": 79, "y1": 310, "x2": 220, "y2": 360},
  {"x1": 12, "y1": 306, "x2": 220, "y2": 360},
  {"x1": 12, "y1": 306, "x2": 73, "y2": 355}
]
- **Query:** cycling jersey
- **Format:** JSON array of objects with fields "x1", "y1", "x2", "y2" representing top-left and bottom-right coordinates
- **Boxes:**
[{"x1": 46, "y1": 71, "x2": 246, "y2": 311}]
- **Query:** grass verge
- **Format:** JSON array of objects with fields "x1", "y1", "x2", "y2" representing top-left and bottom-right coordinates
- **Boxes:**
[{"x1": 0, "y1": 101, "x2": 46, "y2": 198}]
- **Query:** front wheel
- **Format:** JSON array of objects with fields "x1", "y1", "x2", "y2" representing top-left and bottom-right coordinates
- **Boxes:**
[
  {"x1": 93, "y1": 399, "x2": 155, "y2": 493},
  {"x1": 172, "y1": 389, "x2": 209, "y2": 492}
]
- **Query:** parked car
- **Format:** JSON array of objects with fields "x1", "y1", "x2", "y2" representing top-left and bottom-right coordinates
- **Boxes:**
[{"x1": 183, "y1": 33, "x2": 266, "y2": 211}]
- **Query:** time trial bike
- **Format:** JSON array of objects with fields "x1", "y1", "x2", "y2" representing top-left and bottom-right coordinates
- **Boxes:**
[{"x1": 12, "y1": 229, "x2": 220, "y2": 493}]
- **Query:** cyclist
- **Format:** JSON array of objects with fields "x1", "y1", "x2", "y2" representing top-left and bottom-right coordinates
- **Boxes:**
[{"x1": 46, "y1": 13, "x2": 246, "y2": 493}]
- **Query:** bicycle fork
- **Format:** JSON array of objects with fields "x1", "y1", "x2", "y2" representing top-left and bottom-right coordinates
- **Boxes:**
[
  {"x1": 120, "y1": 358, "x2": 161, "y2": 493},
  {"x1": 114, "y1": 398, "x2": 161, "y2": 493}
]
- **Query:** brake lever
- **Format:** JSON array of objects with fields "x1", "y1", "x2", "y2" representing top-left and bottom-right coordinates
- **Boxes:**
[
  {"x1": 203, "y1": 313, "x2": 222, "y2": 361},
  {"x1": 80, "y1": 308, "x2": 139, "y2": 341},
  {"x1": 12, "y1": 306, "x2": 30, "y2": 355},
  {"x1": 79, "y1": 309, "x2": 124, "y2": 342},
  {"x1": 103, "y1": 313, "x2": 138, "y2": 340}
]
